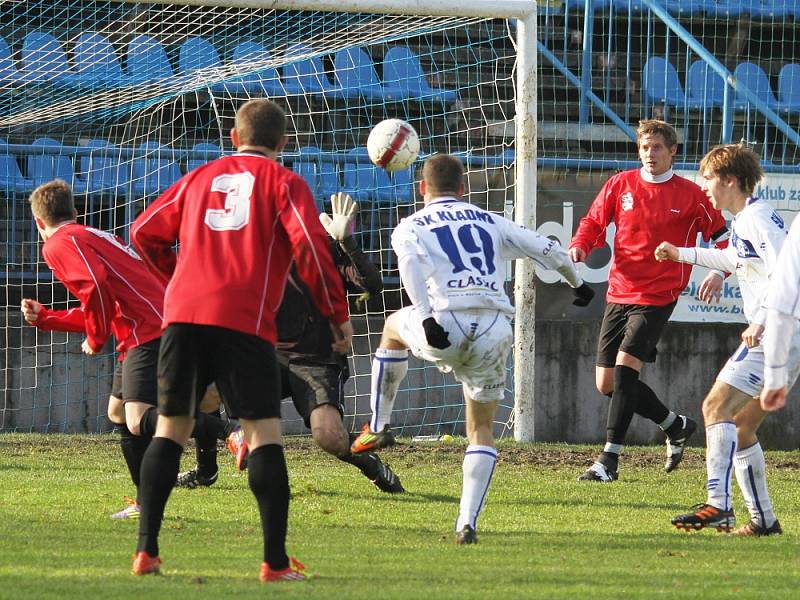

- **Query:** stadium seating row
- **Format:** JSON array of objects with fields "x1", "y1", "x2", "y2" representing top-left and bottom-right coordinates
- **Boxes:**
[
  {"x1": 0, "y1": 139, "x2": 415, "y2": 206},
  {"x1": 644, "y1": 58, "x2": 800, "y2": 113},
  {"x1": 0, "y1": 32, "x2": 456, "y2": 102},
  {"x1": 561, "y1": 0, "x2": 800, "y2": 19}
]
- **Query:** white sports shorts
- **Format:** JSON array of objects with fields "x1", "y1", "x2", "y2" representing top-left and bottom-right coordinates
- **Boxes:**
[
  {"x1": 395, "y1": 306, "x2": 513, "y2": 402},
  {"x1": 717, "y1": 328, "x2": 800, "y2": 397}
]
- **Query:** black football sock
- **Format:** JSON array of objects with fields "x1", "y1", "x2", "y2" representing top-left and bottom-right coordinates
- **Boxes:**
[
  {"x1": 340, "y1": 451, "x2": 382, "y2": 480},
  {"x1": 248, "y1": 444, "x2": 290, "y2": 570},
  {"x1": 193, "y1": 410, "x2": 233, "y2": 440},
  {"x1": 602, "y1": 365, "x2": 640, "y2": 469},
  {"x1": 195, "y1": 437, "x2": 219, "y2": 478},
  {"x1": 118, "y1": 422, "x2": 143, "y2": 489},
  {"x1": 340, "y1": 433, "x2": 382, "y2": 479},
  {"x1": 634, "y1": 380, "x2": 671, "y2": 425},
  {"x1": 136, "y1": 437, "x2": 183, "y2": 557},
  {"x1": 138, "y1": 407, "x2": 159, "y2": 438}
]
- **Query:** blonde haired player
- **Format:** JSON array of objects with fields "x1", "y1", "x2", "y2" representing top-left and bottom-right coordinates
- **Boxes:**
[
  {"x1": 350, "y1": 154, "x2": 594, "y2": 543},
  {"x1": 655, "y1": 143, "x2": 798, "y2": 536}
]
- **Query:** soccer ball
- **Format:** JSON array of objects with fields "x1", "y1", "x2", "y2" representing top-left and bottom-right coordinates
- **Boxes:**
[{"x1": 366, "y1": 119, "x2": 420, "y2": 173}]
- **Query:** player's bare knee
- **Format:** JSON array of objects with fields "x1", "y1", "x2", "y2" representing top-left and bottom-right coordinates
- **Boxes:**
[
  {"x1": 702, "y1": 387, "x2": 728, "y2": 423},
  {"x1": 126, "y1": 418, "x2": 142, "y2": 436},
  {"x1": 107, "y1": 395, "x2": 125, "y2": 424},
  {"x1": 311, "y1": 425, "x2": 349, "y2": 456}
]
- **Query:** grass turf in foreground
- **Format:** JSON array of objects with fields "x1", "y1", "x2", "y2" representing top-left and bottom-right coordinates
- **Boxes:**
[{"x1": 0, "y1": 434, "x2": 798, "y2": 599}]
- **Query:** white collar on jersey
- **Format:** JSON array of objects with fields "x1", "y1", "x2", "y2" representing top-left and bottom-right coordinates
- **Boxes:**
[
  {"x1": 427, "y1": 195, "x2": 462, "y2": 206},
  {"x1": 639, "y1": 167, "x2": 674, "y2": 184}
]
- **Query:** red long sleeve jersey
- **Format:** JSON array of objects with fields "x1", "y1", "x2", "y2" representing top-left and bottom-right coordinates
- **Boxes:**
[
  {"x1": 569, "y1": 169, "x2": 728, "y2": 305},
  {"x1": 37, "y1": 223, "x2": 165, "y2": 353},
  {"x1": 131, "y1": 152, "x2": 349, "y2": 344}
]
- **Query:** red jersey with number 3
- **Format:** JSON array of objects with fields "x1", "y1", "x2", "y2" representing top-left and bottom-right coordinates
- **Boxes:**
[
  {"x1": 131, "y1": 152, "x2": 349, "y2": 344},
  {"x1": 37, "y1": 223, "x2": 165, "y2": 353},
  {"x1": 569, "y1": 169, "x2": 728, "y2": 305}
]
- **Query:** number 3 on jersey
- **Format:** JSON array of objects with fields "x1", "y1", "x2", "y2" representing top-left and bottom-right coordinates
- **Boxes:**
[{"x1": 205, "y1": 172, "x2": 254, "y2": 231}]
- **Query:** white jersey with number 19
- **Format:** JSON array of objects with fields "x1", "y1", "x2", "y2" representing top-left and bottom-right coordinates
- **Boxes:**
[{"x1": 391, "y1": 197, "x2": 580, "y2": 316}]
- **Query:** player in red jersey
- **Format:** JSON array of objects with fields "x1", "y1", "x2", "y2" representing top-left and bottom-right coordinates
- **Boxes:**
[
  {"x1": 23, "y1": 179, "x2": 159, "y2": 518},
  {"x1": 129, "y1": 99, "x2": 351, "y2": 581},
  {"x1": 22, "y1": 179, "x2": 234, "y2": 518},
  {"x1": 569, "y1": 120, "x2": 729, "y2": 482}
]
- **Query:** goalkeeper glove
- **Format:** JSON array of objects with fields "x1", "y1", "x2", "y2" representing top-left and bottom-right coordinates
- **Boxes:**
[
  {"x1": 572, "y1": 283, "x2": 595, "y2": 307},
  {"x1": 319, "y1": 192, "x2": 358, "y2": 241},
  {"x1": 422, "y1": 317, "x2": 451, "y2": 349}
]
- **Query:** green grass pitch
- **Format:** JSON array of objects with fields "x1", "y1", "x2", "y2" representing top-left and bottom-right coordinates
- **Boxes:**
[{"x1": 1, "y1": 434, "x2": 798, "y2": 599}]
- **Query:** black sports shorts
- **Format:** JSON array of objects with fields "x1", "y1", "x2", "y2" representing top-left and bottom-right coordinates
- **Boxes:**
[
  {"x1": 110, "y1": 338, "x2": 160, "y2": 405},
  {"x1": 278, "y1": 355, "x2": 347, "y2": 428},
  {"x1": 158, "y1": 323, "x2": 280, "y2": 421},
  {"x1": 596, "y1": 301, "x2": 676, "y2": 367}
]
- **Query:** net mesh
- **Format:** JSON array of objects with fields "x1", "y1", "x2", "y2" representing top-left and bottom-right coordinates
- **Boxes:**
[{"x1": 0, "y1": 0, "x2": 517, "y2": 436}]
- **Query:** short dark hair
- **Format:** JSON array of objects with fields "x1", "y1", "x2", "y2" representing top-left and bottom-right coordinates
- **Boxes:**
[
  {"x1": 28, "y1": 179, "x2": 75, "y2": 225},
  {"x1": 422, "y1": 154, "x2": 464, "y2": 196},
  {"x1": 699, "y1": 143, "x2": 764, "y2": 195},
  {"x1": 234, "y1": 99, "x2": 286, "y2": 149},
  {"x1": 637, "y1": 119, "x2": 678, "y2": 149}
]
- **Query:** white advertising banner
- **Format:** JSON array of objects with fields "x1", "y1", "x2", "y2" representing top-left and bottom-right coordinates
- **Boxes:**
[{"x1": 535, "y1": 170, "x2": 800, "y2": 323}]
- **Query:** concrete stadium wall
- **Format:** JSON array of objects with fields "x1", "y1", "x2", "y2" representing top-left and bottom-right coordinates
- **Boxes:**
[{"x1": 4, "y1": 308, "x2": 798, "y2": 450}]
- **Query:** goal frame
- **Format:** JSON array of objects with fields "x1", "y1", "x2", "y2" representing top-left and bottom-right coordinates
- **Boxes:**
[{"x1": 117, "y1": 0, "x2": 540, "y2": 441}]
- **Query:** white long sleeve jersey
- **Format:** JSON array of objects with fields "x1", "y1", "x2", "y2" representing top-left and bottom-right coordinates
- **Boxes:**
[
  {"x1": 763, "y1": 216, "x2": 800, "y2": 388},
  {"x1": 392, "y1": 197, "x2": 582, "y2": 317},
  {"x1": 677, "y1": 197, "x2": 787, "y2": 325}
]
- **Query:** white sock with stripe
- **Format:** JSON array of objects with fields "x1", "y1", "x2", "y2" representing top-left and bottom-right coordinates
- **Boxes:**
[
  {"x1": 705, "y1": 422, "x2": 737, "y2": 511},
  {"x1": 456, "y1": 445, "x2": 497, "y2": 532},
  {"x1": 734, "y1": 442, "x2": 777, "y2": 528},
  {"x1": 369, "y1": 347, "x2": 408, "y2": 431}
]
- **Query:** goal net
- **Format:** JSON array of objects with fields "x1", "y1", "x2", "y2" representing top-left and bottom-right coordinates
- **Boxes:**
[{"x1": 0, "y1": 0, "x2": 526, "y2": 437}]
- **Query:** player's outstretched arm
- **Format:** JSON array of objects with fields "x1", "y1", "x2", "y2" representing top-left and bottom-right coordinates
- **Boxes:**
[{"x1": 21, "y1": 298, "x2": 87, "y2": 332}]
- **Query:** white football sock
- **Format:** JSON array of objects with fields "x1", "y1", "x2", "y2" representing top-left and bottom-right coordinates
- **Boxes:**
[
  {"x1": 369, "y1": 347, "x2": 408, "y2": 431},
  {"x1": 455, "y1": 445, "x2": 497, "y2": 532},
  {"x1": 734, "y1": 442, "x2": 777, "y2": 528},
  {"x1": 705, "y1": 422, "x2": 737, "y2": 511}
]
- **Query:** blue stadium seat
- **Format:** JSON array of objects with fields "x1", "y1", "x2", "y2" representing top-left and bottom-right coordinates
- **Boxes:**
[
  {"x1": 747, "y1": 0, "x2": 792, "y2": 19},
  {"x1": 282, "y1": 44, "x2": 348, "y2": 99},
  {"x1": 71, "y1": 32, "x2": 131, "y2": 88},
  {"x1": 382, "y1": 47, "x2": 457, "y2": 104},
  {"x1": 78, "y1": 139, "x2": 130, "y2": 195},
  {"x1": 226, "y1": 41, "x2": 285, "y2": 96},
  {"x1": 686, "y1": 60, "x2": 726, "y2": 108},
  {"x1": 178, "y1": 37, "x2": 226, "y2": 91},
  {"x1": 0, "y1": 35, "x2": 33, "y2": 86},
  {"x1": 777, "y1": 63, "x2": 800, "y2": 113},
  {"x1": 643, "y1": 57, "x2": 694, "y2": 107},
  {"x1": 0, "y1": 138, "x2": 33, "y2": 193},
  {"x1": 375, "y1": 165, "x2": 415, "y2": 205},
  {"x1": 566, "y1": 1, "x2": 612, "y2": 12},
  {"x1": 28, "y1": 137, "x2": 87, "y2": 194},
  {"x1": 734, "y1": 62, "x2": 781, "y2": 111},
  {"x1": 291, "y1": 146, "x2": 321, "y2": 209},
  {"x1": 21, "y1": 31, "x2": 80, "y2": 85},
  {"x1": 333, "y1": 47, "x2": 404, "y2": 101},
  {"x1": 701, "y1": 0, "x2": 746, "y2": 17},
  {"x1": 126, "y1": 35, "x2": 174, "y2": 84},
  {"x1": 342, "y1": 147, "x2": 377, "y2": 203},
  {"x1": 187, "y1": 142, "x2": 222, "y2": 173},
  {"x1": 131, "y1": 141, "x2": 182, "y2": 197}
]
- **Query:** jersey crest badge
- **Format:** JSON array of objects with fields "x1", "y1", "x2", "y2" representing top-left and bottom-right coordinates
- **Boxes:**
[{"x1": 620, "y1": 192, "x2": 634, "y2": 211}]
